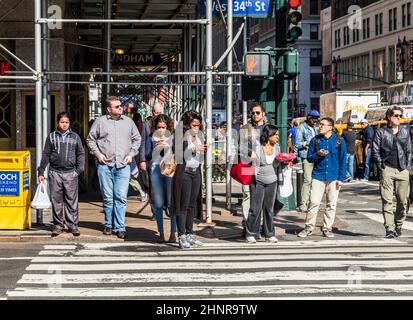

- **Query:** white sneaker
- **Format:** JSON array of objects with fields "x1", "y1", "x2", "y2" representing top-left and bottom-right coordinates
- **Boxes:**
[
  {"x1": 246, "y1": 236, "x2": 256, "y2": 243},
  {"x1": 297, "y1": 204, "x2": 308, "y2": 212},
  {"x1": 140, "y1": 193, "x2": 149, "y2": 202},
  {"x1": 267, "y1": 236, "x2": 278, "y2": 243}
]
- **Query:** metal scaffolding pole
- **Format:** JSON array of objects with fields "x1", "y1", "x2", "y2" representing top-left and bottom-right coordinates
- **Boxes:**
[
  {"x1": 226, "y1": 0, "x2": 233, "y2": 211},
  {"x1": 242, "y1": 17, "x2": 248, "y2": 125},
  {"x1": 37, "y1": 18, "x2": 208, "y2": 24},
  {"x1": 104, "y1": 0, "x2": 112, "y2": 101},
  {"x1": 42, "y1": 0, "x2": 49, "y2": 153},
  {"x1": 44, "y1": 71, "x2": 243, "y2": 76},
  {"x1": 205, "y1": 0, "x2": 213, "y2": 224},
  {"x1": 34, "y1": 0, "x2": 43, "y2": 225}
]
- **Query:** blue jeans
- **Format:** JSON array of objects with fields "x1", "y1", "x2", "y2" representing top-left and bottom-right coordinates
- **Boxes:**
[
  {"x1": 150, "y1": 163, "x2": 177, "y2": 233},
  {"x1": 346, "y1": 153, "x2": 355, "y2": 180},
  {"x1": 97, "y1": 164, "x2": 131, "y2": 232},
  {"x1": 363, "y1": 148, "x2": 372, "y2": 180}
]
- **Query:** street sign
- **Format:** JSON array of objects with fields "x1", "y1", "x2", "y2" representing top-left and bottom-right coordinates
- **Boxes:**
[{"x1": 199, "y1": 0, "x2": 272, "y2": 18}]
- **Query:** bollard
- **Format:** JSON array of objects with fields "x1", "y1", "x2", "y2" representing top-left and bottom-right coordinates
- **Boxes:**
[
  {"x1": 36, "y1": 209, "x2": 43, "y2": 225},
  {"x1": 296, "y1": 169, "x2": 303, "y2": 207}
]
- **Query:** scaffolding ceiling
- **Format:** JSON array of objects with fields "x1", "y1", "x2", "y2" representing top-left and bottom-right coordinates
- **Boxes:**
[{"x1": 68, "y1": 0, "x2": 199, "y2": 53}]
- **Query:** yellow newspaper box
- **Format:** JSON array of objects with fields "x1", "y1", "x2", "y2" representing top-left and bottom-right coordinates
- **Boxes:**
[{"x1": 0, "y1": 151, "x2": 31, "y2": 230}]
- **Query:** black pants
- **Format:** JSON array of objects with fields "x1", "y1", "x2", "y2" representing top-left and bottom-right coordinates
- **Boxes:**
[
  {"x1": 246, "y1": 178, "x2": 277, "y2": 238},
  {"x1": 49, "y1": 170, "x2": 79, "y2": 231},
  {"x1": 177, "y1": 170, "x2": 202, "y2": 236}
]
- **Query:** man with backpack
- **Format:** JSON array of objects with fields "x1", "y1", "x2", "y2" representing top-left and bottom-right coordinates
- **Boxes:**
[
  {"x1": 297, "y1": 117, "x2": 346, "y2": 238},
  {"x1": 372, "y1": 106, "x2": 411, "y2": 238}
]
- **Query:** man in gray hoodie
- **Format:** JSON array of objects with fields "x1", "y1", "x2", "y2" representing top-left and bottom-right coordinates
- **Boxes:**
[{"x1": 87, "y1": 96, "x2": 141, "y2": 239}]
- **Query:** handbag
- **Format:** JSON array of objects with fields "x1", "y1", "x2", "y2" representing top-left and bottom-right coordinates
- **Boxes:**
[
  {"x1": 160, "y1": 151, "x2": 177, "y2": 177},
  {"x1": 279, "y1": 166, "x2": 293, "y2": 197},
  {"x1": 230, "y1": 159, "x2": 254, "y2": 185},
  {"x1": 31, "y1": 180, "x2": 52, "y2": 210}
]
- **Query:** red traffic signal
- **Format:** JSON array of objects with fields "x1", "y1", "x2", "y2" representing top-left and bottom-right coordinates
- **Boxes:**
[
  {"x1": 331, "y1": 75, "x2": 337, "y2": 82},
  {"x1": 288, "y1": 0, "x2": 302, "y2": 10}
]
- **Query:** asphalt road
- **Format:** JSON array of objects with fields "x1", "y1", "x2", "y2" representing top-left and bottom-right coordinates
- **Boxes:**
[{"x1": 2, "y1": 180, "x2": 413, "y2": 299}]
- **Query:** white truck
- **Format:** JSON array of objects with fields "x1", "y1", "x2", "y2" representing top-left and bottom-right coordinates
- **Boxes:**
[{"x1": 319, "y1": 91, "x2": 381, "y2": 123}]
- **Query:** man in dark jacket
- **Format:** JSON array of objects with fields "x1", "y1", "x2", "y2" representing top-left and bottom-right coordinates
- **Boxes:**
[
  {"x1": 372, "y1": 106, "x2": 412, "y2": 238},
  {"x1": 360, "y1": 119, "x2": 375, "y2": 181},
  {"x1": 342, "y1": 122, "x2": 357, "y2": 181}
]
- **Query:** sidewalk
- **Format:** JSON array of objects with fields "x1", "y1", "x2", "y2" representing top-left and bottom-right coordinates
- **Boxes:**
[{"x1": 0, "y1": 182, "x2": 348, "y2": 242}]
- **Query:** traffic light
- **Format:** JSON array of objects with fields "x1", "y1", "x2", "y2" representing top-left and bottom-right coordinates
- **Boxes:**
[
  {"x1": 331, "y1": 74, "x2": 337, "y2": 90},
  {"x1": 287, "y1": 0, "x2": 302, "y2": 43},
  {"x1": 244, "y1": 52, "x2": 272, "y2": 77}
]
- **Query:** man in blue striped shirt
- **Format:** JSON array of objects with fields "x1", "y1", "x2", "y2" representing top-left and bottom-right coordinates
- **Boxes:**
[{"x1": 298, "y1": 117, "x2": 346, "y2": 238}]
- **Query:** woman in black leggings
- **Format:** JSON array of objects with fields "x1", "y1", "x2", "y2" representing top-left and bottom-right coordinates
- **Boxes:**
[{"x1": 173, "y1": 110, "x2": 208, "y2": 249}]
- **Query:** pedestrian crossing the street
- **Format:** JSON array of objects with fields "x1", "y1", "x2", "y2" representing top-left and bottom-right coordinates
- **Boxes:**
[{"x1": 7, "y1": 239, "x2": 413, "y2": 299}]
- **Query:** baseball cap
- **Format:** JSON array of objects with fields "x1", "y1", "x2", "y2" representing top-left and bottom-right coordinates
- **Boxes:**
[
  {"x1": 361, "y1": 119, "x2": 368, "y2": 124},
  {"x1": 348, "y1": 122, "x2": 354, "y2": 128},
  {"x1": 307, "y1": 110, "x2": 320, "y2": 118}
]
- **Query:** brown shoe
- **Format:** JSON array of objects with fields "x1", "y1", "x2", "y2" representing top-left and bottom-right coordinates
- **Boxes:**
[
  {"x1": 51, "y1": 228, "x2": 63, "y2": 237},
  {"x1": 168, "y1": 233, "x2": 177, "y2": 243},
  {"x1": 157, "y1": 233, "x2": 166, "y2": 243}
]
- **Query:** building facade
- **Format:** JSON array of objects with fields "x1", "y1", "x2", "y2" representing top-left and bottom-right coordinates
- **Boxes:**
[{"x1": 329, "y1": 0, "x2": 413, "y2": 96}]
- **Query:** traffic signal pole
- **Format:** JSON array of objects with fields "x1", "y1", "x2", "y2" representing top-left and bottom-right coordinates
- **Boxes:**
[
  {"x1": 226, "y1": 0, "x2": 233, "y2": 211},
  {"x1": 275, "y1": 0, "x2": 288, "y2": 153}
]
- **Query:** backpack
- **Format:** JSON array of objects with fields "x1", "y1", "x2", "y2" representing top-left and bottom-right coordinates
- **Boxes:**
[{"x1": 313, "y1": 133, "x2": 342, "y2": 153}]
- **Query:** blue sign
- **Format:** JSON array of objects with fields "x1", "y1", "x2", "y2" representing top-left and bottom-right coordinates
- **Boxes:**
[
  {"x1": 23, "y1": 171, "x2": 29, "y2": 191},
  {"x1": 0, "y1": 171, "x2": 20, "y2": 196},
  {"x1": 199, "y1": 0, "x2": 272, "y2": 18}
]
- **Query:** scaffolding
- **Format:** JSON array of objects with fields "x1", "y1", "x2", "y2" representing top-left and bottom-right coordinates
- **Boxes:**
[{"x1": 0, "y1": 0, "x2": 248, "y2": 225}]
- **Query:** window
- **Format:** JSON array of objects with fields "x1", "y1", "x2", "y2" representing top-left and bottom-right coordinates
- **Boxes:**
[
  {"x1": 310, "y1": 0, "x2": 319, "y2": 15},
  {"x1": 310, "y1": 74, "x2": 323, "y2": 91},
  {"x1": 343, "y1": 26, "x2": 350, "y2": 45},
  {"x1": 408, "y1": 3, "x2": 412, "y2": 26},
  {"x1": 376, "y1": 13, "x2": 383, "y2": 35},
  {"x1": 337, "y1": 29, "x2": 341, "y2": 47},
  {"x1": 310, "y1": 49, "x2": 322, "y2": 66},
  {"x1": 363, "y1": 18, "x2": 370, "y2": 39},
  {"x1": 335, "y1": 30, "x2": 339, "y2": 48},
  {"x1": 353, "y1": 24, "x2": 360, "y2": 42},
  {"x1": 389, "y1": 9, "x2": 393, "y2": 31},
  {"x1": 310, "y1": 24, "x2": 319, "y2": 40},
  {"x1": 367, "y1": 17, "x2": 370, "y2": 38},
  {"x1": 403, "y1": 4, "x2": 407, "y2": 27},
  {"x1": 389, "y1": 46, "x2": 395, "y2": 81},
  {"x1": 393, "y1": 8, "x2": 397, "y2": 31}
]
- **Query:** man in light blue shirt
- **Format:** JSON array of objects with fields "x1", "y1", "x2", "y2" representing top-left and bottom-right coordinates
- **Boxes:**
[
  {"x1": 298, "y1": 117, "x2": 346, "y2": 238},
  {"x1": 294, "y1": 110, "x2": 319, "y2": 212}
]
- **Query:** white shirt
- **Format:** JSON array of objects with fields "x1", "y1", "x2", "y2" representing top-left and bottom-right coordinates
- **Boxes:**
[{"x1": 186, "y1": 135, "x2": 202, "y2": 168}]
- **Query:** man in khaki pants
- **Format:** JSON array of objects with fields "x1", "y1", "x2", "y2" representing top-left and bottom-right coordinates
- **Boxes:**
[
  {"x1": 294, "y1": 110, "x2": 320, "y2": 212},
  {"x1": 297, "y1": 117, "x2": 347, "y2": 238},
  {"x1": 372, "y1": 106, "x2": 412, "y2": 238}
]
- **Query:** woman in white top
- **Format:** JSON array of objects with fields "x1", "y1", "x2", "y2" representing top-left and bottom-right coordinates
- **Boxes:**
[
  {"x1": 173, "y1": 110, "x2": 208, "y2": 249},
  {"x1": 149, "y1": 114, "x2": 177, "y2": 243},
  {"x1": 246, "y1": 124, "x2": 283, "y2": 244}
]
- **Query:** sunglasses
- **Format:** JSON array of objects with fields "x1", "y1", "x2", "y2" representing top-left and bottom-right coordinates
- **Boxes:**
[
  {"x1": 252, "y1": 112, "x2": 261, "y2": 115},
  {"x1": 111, "y1": 105, "x2": 123, "y2": 109},
  {"x1": 392, "y1": 114, "x2": 402, "y2": 118}
]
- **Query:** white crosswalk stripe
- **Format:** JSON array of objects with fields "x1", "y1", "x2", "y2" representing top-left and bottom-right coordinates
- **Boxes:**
[{"x1": 7, "y1": 238, "x2": 413, "y2": 299}]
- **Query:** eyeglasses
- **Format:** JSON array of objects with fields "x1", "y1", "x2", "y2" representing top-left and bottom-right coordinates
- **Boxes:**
[
  {"x1": 392, "y1": 114, "x2": 402, "y2": 118},
  {"x1": 252, "y1": 112, "x2": 261, "y2": 115}
]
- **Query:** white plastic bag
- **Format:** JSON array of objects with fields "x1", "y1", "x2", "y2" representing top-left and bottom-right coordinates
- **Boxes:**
[
  {"x1": 31, "y1": 181, "x2": 52, "y2": 209},
  {"x1": 279, "y1": 166, "x2": 293, "y2": 198}
]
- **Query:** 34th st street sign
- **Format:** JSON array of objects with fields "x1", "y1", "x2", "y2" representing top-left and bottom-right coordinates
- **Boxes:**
[{"x1": 199, "y1": 0, "x2": 272, "y2": 18}]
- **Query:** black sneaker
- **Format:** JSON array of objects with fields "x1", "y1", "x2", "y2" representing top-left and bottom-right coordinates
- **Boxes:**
[
  {"x1": 71, "y1": 229, "x2": 80, "y2": 237},
  {"x1": 394, "y1": 228, "x2": 402, "y2": 237},
  {"x1": 103, "y1": 227, "x2": 112, "y2": 235},
  {"x1": 241, "y1": 227, "x2": 246, "y2": 239},
  {"x1": 116, "y1": 231, "x2": 126, "y2": 239},
  {"x1": 51, "y1": 228, "x2": 63, "y2": 237},
  {"x1": 385, "y1": 231, "x2": 395, "y2": 238}
]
